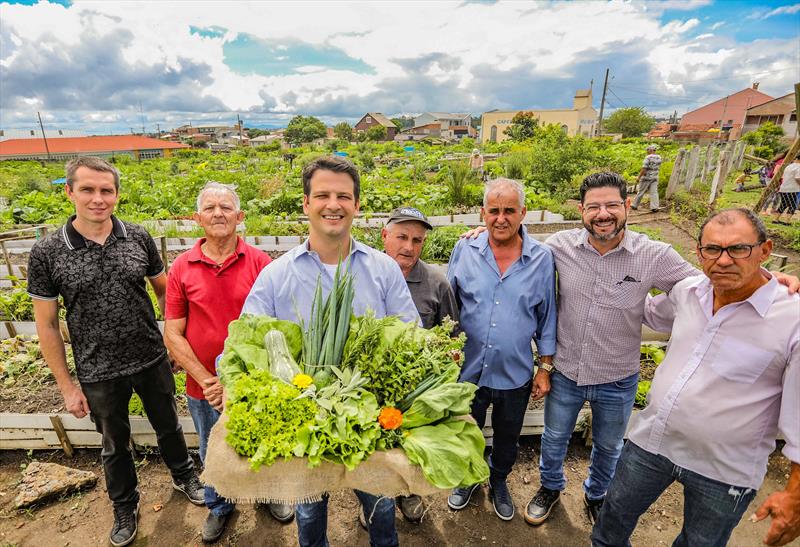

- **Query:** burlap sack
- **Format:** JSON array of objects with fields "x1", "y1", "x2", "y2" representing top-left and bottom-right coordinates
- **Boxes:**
[{"x1": 201, "y1": 412, "x2": 444, "y2": 504}]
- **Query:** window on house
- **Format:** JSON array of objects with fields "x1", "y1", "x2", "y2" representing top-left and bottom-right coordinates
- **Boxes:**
[
  {"x1": 30, "y1": 130, "x2": 35, "y2": 136},
  {"x1": 490, "y1": 125, "x2": 497, "y2": 142},
  {"x1": 561, "y1": 125, "x2": 569, "y2": 134},
  {"x1": 791, "y1": 113, "x2": 797, "y2": 122},
  {"x1": 58, "y1": 130, "x2": 63, "y2": 135},
  {"x1": 366, "y1": 116, "x2": 372, "y2": 124}
]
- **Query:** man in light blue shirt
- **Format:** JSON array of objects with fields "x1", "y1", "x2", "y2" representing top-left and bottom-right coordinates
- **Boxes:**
[
  {"x1": 446, "y1": 178, "x2": 557, "y2": 522},
  {"x1": 241, "y1": 156, "x2": 418, "y2": 547}
]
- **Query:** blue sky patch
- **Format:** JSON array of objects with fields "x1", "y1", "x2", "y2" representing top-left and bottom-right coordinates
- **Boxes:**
[
  {"x1": 661, "y1": 0, "x2": 800, "y2": 42},
  {"x1": 223, "y1": 33, "x2": 374, "y2": 76},
  {"x1": 189, "y1": 25, "x2": 227, "y2": 39},
  {"x1": 1, "y1": 0, "x2": 70, "y2": 5}
]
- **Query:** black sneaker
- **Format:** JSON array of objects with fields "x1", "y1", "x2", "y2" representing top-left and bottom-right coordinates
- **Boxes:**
[
  {"x1": 447, "y1": 483, "x2": 480, "y2": 511},
  {"x1": 202, "y1": 511, "x2": 231, "y2": 543},
  {"x1": 584, "y1": 493, "x2": 604, "y2": 525},
  {"x1": 397, "y1": 494, "x2": 425, "y2": 523},
  {"x1": 489, "y1": 479, "x2": 515, "y2": 521},
  {"x1": 524, "y1": 486, "x2": 560, "y2": 526},
  {"x1": 110, "y1": 502, "x2": 139, "y2": 547},
  {"x1": 266, "y1": 502, "x2": 295, "y2": 523},
  {"x1": 173, "y1": 472, "x2": 205, "y2": 506}
]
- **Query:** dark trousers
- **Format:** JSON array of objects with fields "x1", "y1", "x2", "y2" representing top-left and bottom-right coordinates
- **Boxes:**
[
  {"x1": 81, "y1": 357, "x2": 194, "y2": 508},
  {"x1": 470, "y1": 380, "x2": 532, "y2": 481}
]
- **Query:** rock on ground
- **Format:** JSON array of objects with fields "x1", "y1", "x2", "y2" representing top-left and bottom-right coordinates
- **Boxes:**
[{"x1": 13, "y1": 461, "x2": 97, "y2": 508}]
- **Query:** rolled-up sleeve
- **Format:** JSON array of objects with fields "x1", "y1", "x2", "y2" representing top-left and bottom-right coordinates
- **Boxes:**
[
  {"x1": 779, "y1": 339, "x2": 800, "y2": 464},
  {"x1": 643, "y1": 292, "x2": 677, "y2": 333}
]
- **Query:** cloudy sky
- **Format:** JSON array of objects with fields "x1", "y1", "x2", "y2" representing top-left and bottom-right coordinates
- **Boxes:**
[{"x1": 1, "y1": 0, "x2": 798, "y2": 134}]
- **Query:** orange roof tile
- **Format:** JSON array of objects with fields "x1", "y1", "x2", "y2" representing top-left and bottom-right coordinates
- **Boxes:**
[{"x1": 0, "y1": 135, "x2": 189, "y2": 156}]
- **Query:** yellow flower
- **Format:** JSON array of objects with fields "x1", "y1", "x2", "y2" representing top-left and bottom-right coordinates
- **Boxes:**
[{"x1": 292, "y1": 373, "x2": 314, "y2": 389}]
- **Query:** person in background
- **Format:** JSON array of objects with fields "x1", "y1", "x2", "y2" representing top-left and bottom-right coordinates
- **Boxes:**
[
  {"x1": 241, "y1": 156, "x2": 419, "y2": 547},
  {"x1": 447, "y1": 178, "x2": 557, "y2": 522},
  {"x1": 762, "y1": 152, "x2": 786, "y2": 213},
  {"x1": 631, "y1": 144, "x2": 662, "y2": 212},
  {"x1": 164, "y1": 182, "x2": 291, "y2": 543},
  {"x1": 772, "y1": 156, "x2": 800, "y2": 225},
  {"x1": 593, "y1": 208, "x2": 799, "y2": 547},
  {"x1": 377, "y1": 205, "x2": 460, "y2": 524},
  {"x1": 470, "y1": 148, "x2": 485, "y2": 181},
  {"x1": 27, "y1": 156, "x2": 204, "y2": 547},
  {"x1": 733, "y1": 168, "x2": 752, "y2": 192}
]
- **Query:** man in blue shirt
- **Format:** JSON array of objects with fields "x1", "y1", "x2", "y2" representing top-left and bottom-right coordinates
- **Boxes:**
[
  {"x1": 446, "y1": 178, "x2": 557, "y2": 521},
  {"x1": 241, "y1": 156, "x2": 419, "y2": 547}
]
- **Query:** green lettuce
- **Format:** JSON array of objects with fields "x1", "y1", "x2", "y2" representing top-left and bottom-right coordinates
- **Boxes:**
[
  {"x1": 218, "y1": 314, "x2": 303, "y2": 388},
  {"x1": 402, "y1": 381, "x2": 477, "y2": 429},
  {"x1": 401, "y1": 418, "x2": 490, "y2": 489}
]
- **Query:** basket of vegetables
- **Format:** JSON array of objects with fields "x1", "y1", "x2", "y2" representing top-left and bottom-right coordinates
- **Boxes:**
[{"x1": 201, "y1": 264, "x2": 489, "y2": 504}]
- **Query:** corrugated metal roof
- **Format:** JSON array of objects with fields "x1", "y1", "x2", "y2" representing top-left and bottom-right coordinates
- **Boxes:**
[{"x1": 0, "y1": 135, "x2": 189, "y2": 156}]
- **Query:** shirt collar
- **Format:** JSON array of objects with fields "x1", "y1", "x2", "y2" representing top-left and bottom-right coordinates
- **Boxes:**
[
  {"x1": 298, "y1": 237, "x2": 368, "y2": 260},
  {"x1": 690, "y1": 269, "x2": 778, "y2": 318},
  {"x1": 406, "y1": 259, "x2": 425, "y2": 282},
  {"x1": 62, "y1": 215, "x2": 126, "y2": 250},
  {"x1": 470, "y1": 226, "x2": 535, "y2": 259},
  {"x1": 187, "y1": 236, "x2": 246, "y2": 264}
]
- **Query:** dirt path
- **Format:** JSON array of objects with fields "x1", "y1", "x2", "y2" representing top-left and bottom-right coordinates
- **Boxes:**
[{"x1": 1, "y1": 440, "x2": 794, "y2": 547}]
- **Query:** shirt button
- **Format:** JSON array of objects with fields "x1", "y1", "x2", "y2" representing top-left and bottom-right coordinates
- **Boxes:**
[
  {"x1": 492, "y1": 323, "x2": 496, "y2": 327},
  {"x1": 495, "y1": 301, "x2": 500, "y2": 305},
  {"x1": 484, "y1": 365, "x2": 488, "y2": 368},
  {"x1": 488, "y1": 345, "x2": 493, "y2": 349}
]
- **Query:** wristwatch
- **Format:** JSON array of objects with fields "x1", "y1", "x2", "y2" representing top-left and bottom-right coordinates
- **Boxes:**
[{"x1": 538, "y1": 361, "x2": 554, "y2": 373}]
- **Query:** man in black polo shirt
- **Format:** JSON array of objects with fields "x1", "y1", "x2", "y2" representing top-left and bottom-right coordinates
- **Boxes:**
[{"x1": 27, "y1": 156, "x2": 204, "y2": 547}]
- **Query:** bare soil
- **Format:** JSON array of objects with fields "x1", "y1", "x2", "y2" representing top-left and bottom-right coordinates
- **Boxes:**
[{"x1": 1, "y1": 440, "x2": 794, "y2": 547}]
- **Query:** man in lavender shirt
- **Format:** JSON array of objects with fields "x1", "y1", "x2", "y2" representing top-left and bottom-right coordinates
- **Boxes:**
[{"x1": 593, "y1": 208, "x2": 799, "y2": 547}]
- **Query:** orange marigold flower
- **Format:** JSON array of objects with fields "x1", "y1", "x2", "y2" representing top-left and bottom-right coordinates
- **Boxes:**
[{"x1": 378, "y1": 407, "x2": 403, "y2": 430}]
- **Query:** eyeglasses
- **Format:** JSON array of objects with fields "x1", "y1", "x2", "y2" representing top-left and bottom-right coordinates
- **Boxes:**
[
  {"x1": 697, "y1": 242, "x2": 763, "y2": 260},
  {"x1": 583, "y1": 201, "x2": 625, "y2": 214}
]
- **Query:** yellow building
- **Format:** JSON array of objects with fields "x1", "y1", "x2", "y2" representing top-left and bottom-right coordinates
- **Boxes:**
[{"x1": 479, "y1": 89, "x2": 597, "y2": 143}]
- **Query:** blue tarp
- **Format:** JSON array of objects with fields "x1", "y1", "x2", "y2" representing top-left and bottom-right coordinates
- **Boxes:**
[
  {"x1": 334, "y1": 151, "x2": 348, "y2": 157},
  {"x1": 403, "y1": 146, "x2": 415, "y2": 153}
]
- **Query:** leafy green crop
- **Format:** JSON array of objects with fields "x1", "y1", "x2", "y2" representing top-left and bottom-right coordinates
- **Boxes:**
[
  {"x1": 225, "y1": 369, "x2": 317, "y2": 470},
  {"x1": 635, "y1": 380, "x2": 652, "y2": 407}
]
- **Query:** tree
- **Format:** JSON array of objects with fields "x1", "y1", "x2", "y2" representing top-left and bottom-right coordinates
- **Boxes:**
[
  {"x1": 604, "y1": 107, "x2": 655, "y2": 138},
  {"x1": 391, "y1": 116, "x2": 414, "y2": 130},
  {"x1": 505, "y1": 111, "x2": 539, "y2": 141},
  {"x1": 365, "y1": 125, "x2": 388, "y2": 142},
  {"x1": 333, "y1": 122, "x2": 353, "y2": 141},
  {"x1": 246, "y1": 127, "x2": 270, "y2": 138},
  {"x1": 741, "y1": 121, "x2": 785, "y2": 159},
  {"x1": 284, "y1": 115, "x2": 327, "y2": 145}
]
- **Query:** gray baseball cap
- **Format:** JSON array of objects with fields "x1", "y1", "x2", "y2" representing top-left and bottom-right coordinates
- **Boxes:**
[{"x1": 387, "y1": 207, "x2": 432, "y2": 230}]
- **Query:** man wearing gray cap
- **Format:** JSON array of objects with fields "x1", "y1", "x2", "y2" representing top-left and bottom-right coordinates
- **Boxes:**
[
  {"x1": 382, "y1": 207, "x2": 460, "y2": 331},
  {"x1": 377, "y1": 206, "x2": 460, "y2": 524},
  {"x1": 632, "y1": 144, "x2": 662, "y2": 212}
]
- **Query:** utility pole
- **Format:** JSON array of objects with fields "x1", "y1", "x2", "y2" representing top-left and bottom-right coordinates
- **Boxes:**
[
  {"x1": 139, "y1": 101, "x2": 145, "y2": 135},
  {"x1": 597, "y1": 68, "x2": 610, "y2": 137},
  {"x1": 157, "y1": 123, "x2": 161, "y2": 136},
  {"x1": 237, "y1": 113, "x2": 244, "y2": 147},
  {"x1": 37, "y1": 111, "x2": 51, "y2": 160},
  {"x1": 718, "y1": 94, "x2": 729, "y2": 143}
]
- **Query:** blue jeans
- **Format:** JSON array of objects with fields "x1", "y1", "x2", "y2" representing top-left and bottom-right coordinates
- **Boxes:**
[
  {"x1": 296, "y1": 490, "x2": 397, "y2": 547},
  {"x1": 592, "y1": 442, "x2": 757, "y2": 547},
  {"x1": 187, "y1": 395, "x2": 235, "y2": 517},
  {"x1": 540, "y1": 371, "x2": 638, "y2": 500}
]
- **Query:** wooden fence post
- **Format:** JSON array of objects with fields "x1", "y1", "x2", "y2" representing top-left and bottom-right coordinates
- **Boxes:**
[
  {"x1": 0, "y1": 240, "x2": 14, "y2": 279},
  {"x1": 709, "y1": 150, "x2": 731, "y2": 207},
  {"x1": 666, "y1": 148, "x2": 687, "y2": 199},
  {"x1": 684, "y1": 145, "x2": 701, "y2": 190},
  {"x1": 160, "y1": 236, "x2": 169, "y2": 273},
  {"x1": 700, "y1": 144, "x2": 715, "y2": 185}
]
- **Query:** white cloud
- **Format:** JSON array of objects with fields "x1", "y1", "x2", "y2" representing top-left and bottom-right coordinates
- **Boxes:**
[
  {"x1": 0, "y1": 0, "x2": 797, "y2": 130},
  {"x1": 748, "y1": 3, "x2": 800, "y2": 19}
]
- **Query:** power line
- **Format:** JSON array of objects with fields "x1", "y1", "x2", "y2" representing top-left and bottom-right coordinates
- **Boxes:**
[{"x1": 607, "y1": 88, "x2": 628, "y2": 108}]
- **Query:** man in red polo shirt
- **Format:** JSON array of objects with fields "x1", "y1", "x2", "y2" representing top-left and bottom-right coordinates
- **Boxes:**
[{"x1": 165, "y1": 182, "x2": 292, "y2": 543}]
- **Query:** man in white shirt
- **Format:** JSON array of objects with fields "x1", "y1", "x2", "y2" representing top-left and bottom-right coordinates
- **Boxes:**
[
  {"x1": 773, "y1": 156, "x2": 800, "y2": 225},
  {"x1": 592, "y1": 208, "x2": 800, "y2": 547}
]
